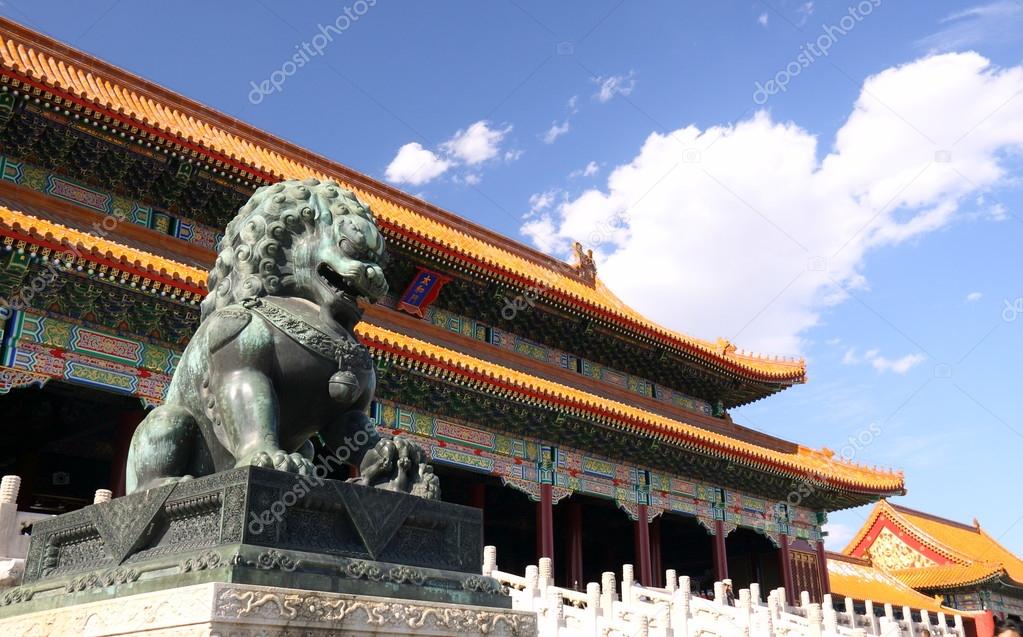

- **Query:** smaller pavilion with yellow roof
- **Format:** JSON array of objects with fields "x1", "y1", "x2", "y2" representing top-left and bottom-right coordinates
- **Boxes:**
[{"x1": 840, "y1": 500, "x2": 1023, "y2": 618}]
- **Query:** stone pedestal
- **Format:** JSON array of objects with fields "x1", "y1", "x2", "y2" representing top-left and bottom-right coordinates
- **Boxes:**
[
  {"x1": 1, "y1": 467, "x2": 511, "y2": 623},
  {"x1": 0, "y1": 581, "x2": 536, "y2": 636}
]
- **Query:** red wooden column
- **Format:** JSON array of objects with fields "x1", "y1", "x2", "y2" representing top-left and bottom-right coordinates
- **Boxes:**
[
  {"x1": 537, "y1": 483, "x2": 555, "y2": 561},
  {"x1": 712, "y1": 520, "x2": 729, "y2": 581},
  {"x1": 634, "y1": 504, "x2": 653, "y2": 586},
  {"x1": 815, "y1": 540, "x2": 831, "y2": 596},
  {"x1": 779, "y1": 533, "x2": 795, "y2": 605},
  {"x1": 650, "y1": 515, "x2": 663, "y2": 588},
  {"x1": 567, "y1": 501, "x2": 584, "y2": 590}
]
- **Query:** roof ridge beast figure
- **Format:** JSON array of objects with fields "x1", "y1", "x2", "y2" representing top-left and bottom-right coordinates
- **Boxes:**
[{"x1": 126, "y1": 178, "x2": 438, "y2": 499}]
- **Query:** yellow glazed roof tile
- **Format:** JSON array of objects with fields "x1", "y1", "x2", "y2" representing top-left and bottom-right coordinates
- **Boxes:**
[
  {"x1": 0, "y1": 20, "x2": 806, "y2": 382},
  {"x1": 891, "y1": 563, "x2": 1004, "y2": 591},
  {"x1": 827, "y1": 556, "x2": 965, "y2": 614},
  {"x1": 891, "y1": 505, "x2": 1023, "y2": 586},
  {"x1": 0, "y1": 204, "x2": 206, "y2": 289}
]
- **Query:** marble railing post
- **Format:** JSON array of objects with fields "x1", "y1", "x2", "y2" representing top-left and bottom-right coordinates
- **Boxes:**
[
  {"x1": 714, "y1": 580, "x2": 726, "y2": 606},
  {"x1": 845, "y1": 597, "x2": 857, "y2": 628},
  {"x1": 601, "y1": 571, "x2": 617, "y2": 611},
  {"x1": 738, "y1": 588, "x2": 753, "y2": 633},
  {"x1": 808, "y1": 603, "x2": 824, "y2": 637},
  {"x1": 525, "y1": 565, "x2": 540, "y2": 611},
  {"x1": 953, "y1": 614, "x2": 965, "y2": 637},
  {"x1": 0, "y1": 475, "x2": 19, "y2": 504},
  {"x1": 539, "y1": 557, "x2": 554, "y2": 591},
  {"x1": 585, "y1": 582, "x2": 600, "y2": 625},
  {"x1": 0, "y1": 475, "x2": 22, "y2": 559},
  {"x1": 920, "y1": 610, "x2": 932, "y2": 637},
  {"x1": 674, "y1": 576, "x2": 691, "y2": 637},
  {"x1": 865, "y1": 600, "x2": 880, "y2": 635},
  {"x1": 483, "y1": 545, "x2": 497, "y2": 577},
  {"x1": 822, "y1": 594, "x2": 839, "y2": 634},
  {"x1": 903, "y1": 606, "x2": 916, "y2": 637},
  {"x1": 665, "y1": 568, "x2": 677, "y2": 592},
  {"x1": 621, "y1": 564, "x2": 634, "y2": 605}
]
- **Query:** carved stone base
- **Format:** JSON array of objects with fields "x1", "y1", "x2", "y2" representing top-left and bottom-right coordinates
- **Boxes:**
[
  {"x1": 1, "y1": 467, "x2": 506, "y2": 618},
  {"x1": 0, "y1": 581, "x2": 537, "y2": 636}
]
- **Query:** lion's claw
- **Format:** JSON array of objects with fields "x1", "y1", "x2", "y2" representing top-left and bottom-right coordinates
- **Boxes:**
[
  {"x1": 248, "y1": 451, "x2": 274, "y2": 469},
  {"x1": 242, "y1": 449, "x2": 316, "y2": 476}
]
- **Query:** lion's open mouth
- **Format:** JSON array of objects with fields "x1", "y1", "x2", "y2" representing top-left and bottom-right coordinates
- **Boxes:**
[{"x1": 317, "y1": 263, "x2": 362, "y2": 301}]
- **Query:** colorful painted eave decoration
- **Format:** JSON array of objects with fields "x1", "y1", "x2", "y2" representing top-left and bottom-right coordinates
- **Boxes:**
[
  {"x1": 357, "y1": 322, "x2": 904, "y2": 496},
  {"x1": 0, "y1": 18, "x2": 806, "y2": 385},
  {"x1": 0, "y1": 204, "x2": 207, "y2": 298}
]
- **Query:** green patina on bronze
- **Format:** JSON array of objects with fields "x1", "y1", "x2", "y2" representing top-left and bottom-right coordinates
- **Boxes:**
[{"x1": 125, "y1": 179, "x2": 438, "y2": 499}]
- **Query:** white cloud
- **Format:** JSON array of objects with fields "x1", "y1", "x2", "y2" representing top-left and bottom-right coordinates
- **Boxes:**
[
  {"x1": 842, "y1": 348, "x2": 926, "y2": 374},
  {"x1": 966, "y1": 291, "x2": 984, "y2": 302},
  {"x1": 868, "y1": 352, "x2": 926, "y2": 374},
  {"x1": 385, "y1": 120, "x2": 514, "y2": 186},
  {"x1": 568, "y1": 95, "x2": 579, "y2": 113},
  {"x1": 384, "y1": 142, "x2": 452, "y2": 186},
  {"x1": 528, "y1": 189, "x2": 561, "y2": 215},
  {"x1": 523, "y1": 52, "x2": 1023, "y2": 355},
  {"x1": 823, "y1": 522, "x2": 853, "y2": 550},
  {"x1": 441, "y1": 120, "x2": 512, "y2": 165},
  {"x1": 569, "y1": 161, "x2": 600, "y2": 179},
  {"x1": 593, "y1": 71, "x2": 636, "y2": 103},
  {"x1": 757, "y1": 12, "x2": 769, "y2": 27},
  {"x1": 542, "y1": 120, "x2": 571, "y2": 144},
  {"x1": 918, "y1": 2, "x2": 1023, "y2": 52}
]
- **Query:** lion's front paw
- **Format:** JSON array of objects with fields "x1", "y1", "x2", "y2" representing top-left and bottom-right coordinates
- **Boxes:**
[
  {"x1": 242, "y1": 450, "x2": 316, "y2": 476},
  {"x1": 411, "y1": 466, "x2": 441, "y2": 500}
]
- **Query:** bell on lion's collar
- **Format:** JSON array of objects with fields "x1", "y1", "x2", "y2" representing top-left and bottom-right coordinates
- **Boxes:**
[{"x1": 328, "y1": 370, "x2": 360, "y2": 403}]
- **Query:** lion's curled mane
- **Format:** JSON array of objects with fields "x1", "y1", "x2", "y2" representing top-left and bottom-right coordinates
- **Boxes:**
[{"x1": 200, "y1": 177, "x2": 379, "y2": 321}]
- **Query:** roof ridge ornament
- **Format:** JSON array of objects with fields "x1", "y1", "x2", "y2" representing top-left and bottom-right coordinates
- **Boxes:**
[{"x1": 571, "y1": 241, "x2": 596, "y2": 285}]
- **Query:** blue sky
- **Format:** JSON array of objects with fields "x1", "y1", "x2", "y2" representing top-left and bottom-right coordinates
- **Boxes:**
[{"x1": 5, "y1": 1, "x2": 1023, "y2": 554}]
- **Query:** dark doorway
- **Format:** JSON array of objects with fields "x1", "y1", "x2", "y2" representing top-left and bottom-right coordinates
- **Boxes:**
[
  {"x1": 578, "y1": 496, "x2": 634, "y2": 587},
  {"x1": 725, "y1": 527, "x2": 783, "y2": 592},
  {"x1": 0, "y1": 381, "x2": 142, "y2": 511},
  {"x1": 659, "y1": 513, "x2": 716, "y2": 596}
]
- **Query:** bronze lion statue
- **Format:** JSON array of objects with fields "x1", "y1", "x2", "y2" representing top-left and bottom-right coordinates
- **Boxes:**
[{"x1": 126, "y1": 178, "x2": 438, "y2": 499}]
